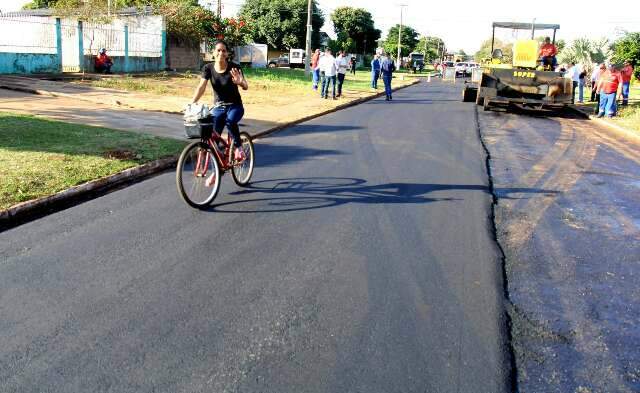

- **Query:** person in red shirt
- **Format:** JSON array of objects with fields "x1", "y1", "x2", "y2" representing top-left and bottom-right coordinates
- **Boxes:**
[
  {"x1": 94, "y1": 48, "x2": 113, "y2": 74},
  {"x1": 620, "y1": 60, "x2": 634, "y2": 106},
  {"x1": 596, "y1": 64, "x2": 623, "y2": 117},
  {"x1": 538, "y1": 37, "x2": 558, "y2": 69},
  {"x1": 310, "y1": 49, "x2": 321, "y2": 90}
]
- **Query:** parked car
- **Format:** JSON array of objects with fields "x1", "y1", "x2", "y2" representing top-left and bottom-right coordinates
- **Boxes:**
[
  {"x1": 454, "y1": 62, "x2": 469, "y2": 77},
  {"x1": 268, "y1": 48, "x2": 305, "y2": 68}
]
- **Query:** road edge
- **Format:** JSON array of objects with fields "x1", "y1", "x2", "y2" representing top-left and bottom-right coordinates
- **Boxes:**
[
  {"x1": 0, "y1": 80, "x2": 420, "y2": 231},
  {"x1": 0, "y1": 156, "x2": 177, "y2": 232},
  {"x1": 567, "y1": 105, "x2": 640, "y2": 141},
  {"x1": 473, "y1": 106, "x2": 519, "y2": 392}
]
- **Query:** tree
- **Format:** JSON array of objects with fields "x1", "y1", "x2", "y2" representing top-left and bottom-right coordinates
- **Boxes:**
[
  {"x1": 474, "y1": 37, "x2": 513, "y2": 63},
  {"x1": 613, "y1": 31, "x2": 640, "y2": 79},
  {"x1": 383, "y1": 24, "x2": 419, "y2": 59},
  {"x1": 33, "y1": 0, "x2": 223, "y2": 41},
  {"x1": 415, "y1": 36, "x2": 444, "y2": 62},
  {"x1": 330, "y1": 7, "x2": 380, "y2": 54},
  {"x1": 239, "y1": 0, "x2": 324, "y2": 50},
  {"x1": 558, "y1": 38, "x2": 612, "y2": 67},
  {"x1": 22, "y1": 0, "x2": 57, "y2": 9}
]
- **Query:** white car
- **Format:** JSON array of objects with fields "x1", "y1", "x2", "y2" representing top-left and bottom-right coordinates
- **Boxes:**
[{"x1": 454, "y1": 62, "x2": 468, "y2": 77}]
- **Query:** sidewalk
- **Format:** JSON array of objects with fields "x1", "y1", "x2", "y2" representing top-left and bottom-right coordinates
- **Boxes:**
[
  {"x1": 0, "y1": 89, "x2": 186, "y2": 140},
  {"x1": 0, "y1": 74, "x2": 415, "y2": 137}
]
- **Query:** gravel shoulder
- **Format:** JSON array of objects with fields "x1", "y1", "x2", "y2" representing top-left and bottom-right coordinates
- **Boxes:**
[{"x1": 478, "y1": 107, "x2": 640, "y2": 392}]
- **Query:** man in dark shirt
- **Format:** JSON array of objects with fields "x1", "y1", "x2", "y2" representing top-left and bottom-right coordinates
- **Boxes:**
[{"x1": 191, "y1": 40, "x2": 248, "y2": 161}]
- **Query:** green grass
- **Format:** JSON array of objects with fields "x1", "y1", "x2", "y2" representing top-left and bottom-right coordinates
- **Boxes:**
[
  {"x1": 82, "y1": 67, "x2": 406, "y2": 97},
  {"x1": 0, "y1": 112, "x2": 185, "y2": 210},
  {"x1": 616, "y1": 82, "x2": 640, "y2": 132}
]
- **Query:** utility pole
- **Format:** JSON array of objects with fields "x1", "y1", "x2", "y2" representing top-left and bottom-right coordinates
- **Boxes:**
[
  {"x1": 304, "y1": 0, "x2": 312, "y2": 76},
  {"x1": 397, "y1": 5, "x2": 407, "y2": 69},
  {"x1": 217, "y1": 0, "x2": 222, "y2": 17},
  {"x1": 107, "y1": 0, "x2": 111, "y2": 16}
]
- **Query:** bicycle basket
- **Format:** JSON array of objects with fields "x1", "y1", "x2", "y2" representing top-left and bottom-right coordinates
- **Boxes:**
[
  {"x1": 183, "y1": 103, "x2": 213, "y2": 139},
  {"x1": 184, "y1": 116, "x2": 214, "y2": 139}
]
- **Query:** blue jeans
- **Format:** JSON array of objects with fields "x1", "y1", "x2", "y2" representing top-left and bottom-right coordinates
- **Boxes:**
[
  {"x1": 599, "y1": 92, "x2": 617, "y2": 116},
  {"x1": 212, "y1": 104, "x2": 244, "y2": 148},
  {"x1": 371, "y1": 70, "x2": 380, "y2": 88},
  {"x1": 622, "y1": 82, "x2": 630, "y2": 105},
  {"x1": 382, "y1": 75, "x2": 392, "y2": 97},
  {"x1": 578, "y1": 79, "x2": 584, "y2": 102},
  {"x1": 321, "y1": 74, "x2": 336, "y2": 98},
  {"x1": 312, "y1": 68, "x2": 320, "y2": 89}
]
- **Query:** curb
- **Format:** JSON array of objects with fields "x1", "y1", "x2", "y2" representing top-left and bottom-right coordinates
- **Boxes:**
[
  {"x1": 567, "y1": 105, "x2": 640, "y2": 141},
  {"x1": 1, "y1": 79, "x2": 421, "y2": 231},
  {"x1": 0, "y1": 156, "x2": 177, "y2": 232}
]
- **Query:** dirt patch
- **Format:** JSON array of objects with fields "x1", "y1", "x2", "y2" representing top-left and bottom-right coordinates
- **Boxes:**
[{"x1": 103, "y1": 149, "x2": 139, "y2": 160}]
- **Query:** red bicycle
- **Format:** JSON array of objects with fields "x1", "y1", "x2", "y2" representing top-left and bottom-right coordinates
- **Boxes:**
[{"x1": 176, "y1": 119, "x2": 255, "y2": 208}]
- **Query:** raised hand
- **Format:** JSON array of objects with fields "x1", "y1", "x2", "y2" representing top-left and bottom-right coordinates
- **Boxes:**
[{"x1": 230, "y1": 68, "x2": 244, "y2": 85}]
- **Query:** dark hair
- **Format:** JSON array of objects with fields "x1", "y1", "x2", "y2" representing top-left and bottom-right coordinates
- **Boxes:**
[{"x1": 213, "y1": 40, "x2": 229, "y2": 50}]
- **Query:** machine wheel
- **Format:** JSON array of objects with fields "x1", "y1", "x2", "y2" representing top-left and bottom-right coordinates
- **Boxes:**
[{"x1": 462, "y1": 87, "x2": 477, "y2": 102}]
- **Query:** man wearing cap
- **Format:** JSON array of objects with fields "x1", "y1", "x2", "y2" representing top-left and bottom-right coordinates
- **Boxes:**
[
  {"x1": 620, "y1": 60, "x2": 634, "y2": 106},
  {"x1": 95, "y1": 48, "x2": 113, "y2": 74},
  {"x1": 596, "y1": 63, "x2": 623, "y2": 118}
]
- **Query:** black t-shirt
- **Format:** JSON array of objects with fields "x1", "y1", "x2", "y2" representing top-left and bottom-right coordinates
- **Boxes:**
[{"x1": 202, "y1": 62, "x2": 243, "y2": 105}]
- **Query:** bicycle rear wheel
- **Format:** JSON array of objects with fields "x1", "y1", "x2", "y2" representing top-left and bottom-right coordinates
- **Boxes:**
[
  {"x1": 176, "y1": 141, "x2": 221, "y2": 208},
  {"x1": 231, "y1": 132, "x2": 255, "y2": 186}
]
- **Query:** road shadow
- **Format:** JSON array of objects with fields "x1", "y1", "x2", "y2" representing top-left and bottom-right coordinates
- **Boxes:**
[
  {"x1": 268, "y1": 123, "x2": 361, "y2": 138},
  {"x1": 256, "y1": 143, "x2": 345, "y2": 168},
  {"x1": 207, "y1": 177, "x2": 557, "y2": 213}
]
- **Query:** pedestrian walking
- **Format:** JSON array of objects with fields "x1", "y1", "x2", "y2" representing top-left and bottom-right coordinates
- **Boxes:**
[
  {"x1": 380, "y1": 53, "x2": 396, "y2": 101},
  {"x1": 578, "y1": 67, "x2": 586, "y2": 103},
  {"x1": 335, "y1": 50, "x2": 349, "y2": 98},
  {"x1": 596, "y1": 63, "x2": 623, "y2": 118},
  {"x1": 350, "y1": 56, "x2": 357, "y2": 75},
  {"x1": 371, "y1": 54, "x2": 381, "y2": 89},
  {"x1": 319, "y1": 48, "x2": 337, "y2": 100},
  {"x1": 620, "y1": 60, "x2": 634, "y2": 106},
  {"x1": 590, "y1": 62, "x2": 603, "y2": 102},
  {"x1": 311, "y1": 49, "x2": 321, "y2": 90}
]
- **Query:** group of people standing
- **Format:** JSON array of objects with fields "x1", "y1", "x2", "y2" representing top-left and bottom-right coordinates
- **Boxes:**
[
  {"x1": 589, "y1": 60, "x2": 634, "y2": 118},
  {"x1": 558, "y1": 60, "x2": 634, "y2": 117},
  {"x1": 310, "y1": 49, "x2": 356, "y2": 100},
  {"x1": 309, "y1": 48, "x2": 397, "y2": 102}
]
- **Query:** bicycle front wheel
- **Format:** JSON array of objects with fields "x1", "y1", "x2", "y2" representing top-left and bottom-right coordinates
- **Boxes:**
[
  {"x1": 176, "y1": 141, "x2": 221, "y2": 208},
  {"x1": 231, "y1": 132, "x2": 255, "y2": 186}
]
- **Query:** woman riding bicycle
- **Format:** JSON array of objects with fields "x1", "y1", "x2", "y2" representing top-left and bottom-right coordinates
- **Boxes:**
[{"x1": 191, "y1": 40, "x2": 248, "y2": 161}]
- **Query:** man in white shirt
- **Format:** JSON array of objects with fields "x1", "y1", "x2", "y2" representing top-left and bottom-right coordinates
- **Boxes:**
[
  {"x1": 564, "y1": 62, "x2": 581, "y2": 104},
  {"x1": 335, "y1": 50, "x2": 349, "y2": 98},
  {"x1": 590, "y1": 63, "x2": 603, "y2": 102},
  {"x1": 319, "y1": 48, "x2": 337, "y2": 99}
]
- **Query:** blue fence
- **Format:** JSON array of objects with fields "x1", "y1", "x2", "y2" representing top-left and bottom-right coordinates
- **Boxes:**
[{"x1": 0, "y1": 14, "x2": 166, "y2": 74}]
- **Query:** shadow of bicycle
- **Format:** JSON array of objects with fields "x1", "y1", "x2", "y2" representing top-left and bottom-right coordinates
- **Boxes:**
[{"x1": 207, "y1": 177, "x2": 557, "y2": 213}]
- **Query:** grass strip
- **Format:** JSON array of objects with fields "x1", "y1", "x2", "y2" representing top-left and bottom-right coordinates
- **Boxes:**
[{"x1": 0, "y1": 112, "x2": 185, "y2": 210}]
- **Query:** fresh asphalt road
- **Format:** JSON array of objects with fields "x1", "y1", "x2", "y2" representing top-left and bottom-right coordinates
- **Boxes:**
[{"x1": 0, "y1": 81, "x2": 511, "y2": 392}]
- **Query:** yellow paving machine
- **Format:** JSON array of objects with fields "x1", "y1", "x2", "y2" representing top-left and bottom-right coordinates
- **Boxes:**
[{"x1": 463, "y1": 22, "x2": 573, "y2": 111}]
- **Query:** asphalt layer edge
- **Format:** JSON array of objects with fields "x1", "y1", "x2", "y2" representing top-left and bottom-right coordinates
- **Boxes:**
[
  {"x1": 0, "y1": 79, "x2": 420, "y2": 232},
  {"x1": 473, "y1": 105, "x2": 519, "y2": 392}
]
